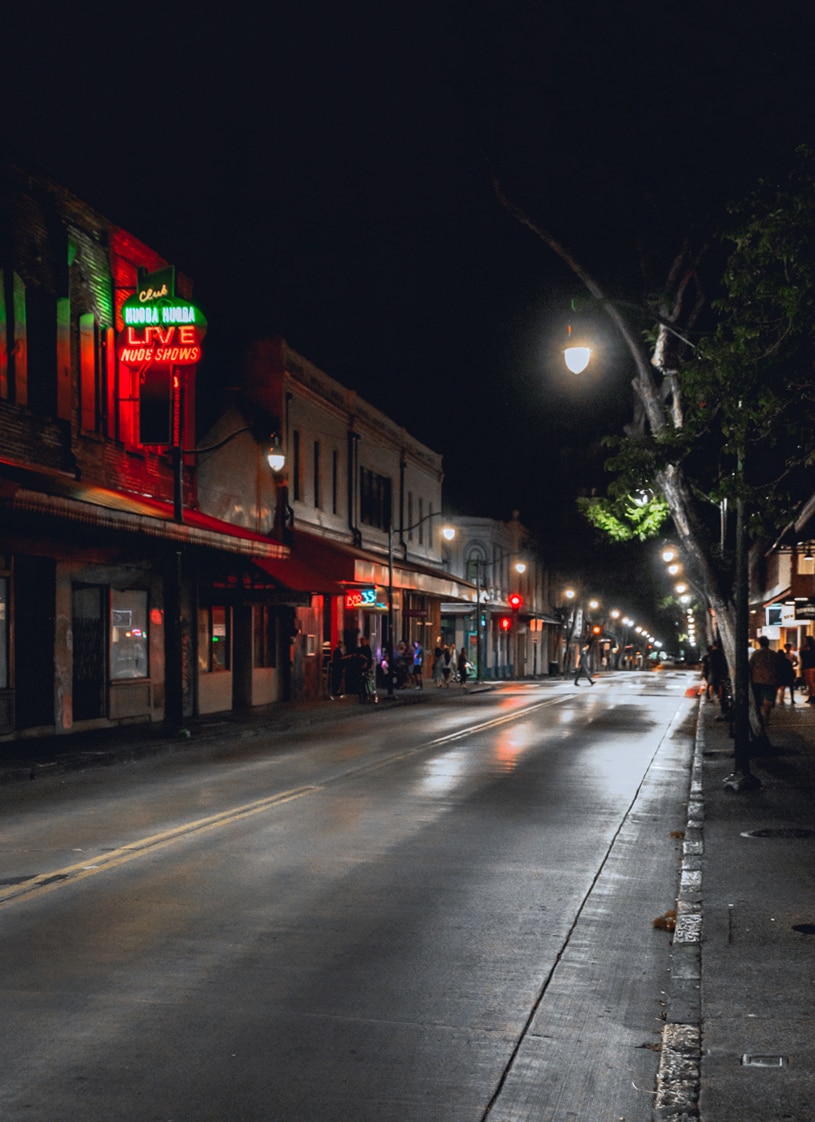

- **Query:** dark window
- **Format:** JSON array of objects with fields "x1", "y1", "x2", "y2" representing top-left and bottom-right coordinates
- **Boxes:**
[
  {"x1": 292, "y1": 430, "x2": 301, "y2": 501},
  {"x1": 332, "y1": 449, "x2": 339, "y2": 515},
  {"x1": 313, "y1": 440, "x2": 321, "y2": 508},
  {"x1": 360, "y1": 467, "x2": 392, "y2": 530},
  {"x1": 79, "y1": 313, "x2": 104, "y2": 433},
  {"x1": 26, "y1": 284, "x2": 57, "y2": 416},
  {"x1": 0, "y1": 269, "x2": 27, "y2": 404}
]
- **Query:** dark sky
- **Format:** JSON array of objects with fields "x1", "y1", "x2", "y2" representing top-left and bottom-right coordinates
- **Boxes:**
[{"x1": 7, "y1": 1, "x2": 815, "y2": 574}]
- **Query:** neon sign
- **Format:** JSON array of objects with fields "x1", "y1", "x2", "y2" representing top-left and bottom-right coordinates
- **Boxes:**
[
  {"x1": 345, "y1": 588, "x2": 377, "y2": 609},
  {"x1": 118, "y1": 265, "x2": 206, "y2": 367},
  {"x1": 119, "y1": 324, "x2": 203, "y2": 366}
]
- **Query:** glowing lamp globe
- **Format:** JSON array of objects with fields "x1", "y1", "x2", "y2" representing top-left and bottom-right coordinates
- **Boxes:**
[{"x1": 564, "y1": 345, "x2": 592, "y2": 374}]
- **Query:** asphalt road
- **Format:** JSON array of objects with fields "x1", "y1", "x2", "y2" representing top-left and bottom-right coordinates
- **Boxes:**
[{"x1": 0, "y1": 672, "x2": 696, "y2": 1121}]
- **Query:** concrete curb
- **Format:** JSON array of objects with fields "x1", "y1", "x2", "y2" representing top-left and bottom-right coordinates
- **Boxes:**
[{"x1": 654, "y1": 696, "x2": 704, "y2": 1120}]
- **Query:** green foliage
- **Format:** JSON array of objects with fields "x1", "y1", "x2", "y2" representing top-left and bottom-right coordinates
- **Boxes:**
[
  {"x1": 578, "y1": 491, "x2": 670, "y2": 542},
  {"x1": 583, "y1": 146, "x2": 815, "y2": 549}
]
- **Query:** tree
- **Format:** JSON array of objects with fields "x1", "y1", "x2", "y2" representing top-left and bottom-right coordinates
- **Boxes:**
[{"x1": 495, "y1": 148, "x2": 815, "y2": 781}]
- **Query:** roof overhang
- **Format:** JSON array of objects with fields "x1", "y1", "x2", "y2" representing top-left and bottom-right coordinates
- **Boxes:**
[{"x1": 0, "y1": 460, "x2": 287, "y2": 559}]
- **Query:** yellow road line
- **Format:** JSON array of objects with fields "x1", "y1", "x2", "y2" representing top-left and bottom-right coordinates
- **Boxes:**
[{"x1": 0, "y1": 785, "x2": 319, "y2": 911}]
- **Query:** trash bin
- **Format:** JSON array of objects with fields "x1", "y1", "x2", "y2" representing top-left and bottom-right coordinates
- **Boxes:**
[{"x1": 548, "y1": 661, "x2": 560, "y2": 677}]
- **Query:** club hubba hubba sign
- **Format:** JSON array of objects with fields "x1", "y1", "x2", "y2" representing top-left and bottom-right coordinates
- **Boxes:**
[
  {"x1": 118, "y1": 266, "x2": 207, "y2": 445},
  {"x1": 119, "y1": 265, "x2": 207, "y2": 366}
]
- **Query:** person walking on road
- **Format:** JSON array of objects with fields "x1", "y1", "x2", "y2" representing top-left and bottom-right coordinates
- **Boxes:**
[
  {"x1": 574, "y1": 640, "x2": 595, "y2": 686},
  {"x1": 750, "y1": 635, "x2": 779, "y2": 733}
]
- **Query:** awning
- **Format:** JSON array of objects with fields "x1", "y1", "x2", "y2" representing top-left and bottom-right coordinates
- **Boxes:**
[
  {"x1": 256, "y1": 530, "x2": 476, "y2": 602},
  {"x1": 0, "y1": 459, "x2": 287, "y2": 559}
]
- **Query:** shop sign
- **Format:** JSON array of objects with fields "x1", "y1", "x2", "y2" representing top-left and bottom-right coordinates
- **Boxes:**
[
  {"x1": 766, "y1": 603, "x2": 795, "y2": 626},
  {"x1": 118, "y1": 265, "x2": 207, "y2": 366},
  {"x1": 345, "y1": 588, "x2": 377, "y2": 609}
]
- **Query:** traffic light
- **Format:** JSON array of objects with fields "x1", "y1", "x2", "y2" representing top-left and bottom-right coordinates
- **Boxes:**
[
  {"x1": 499, "y1": 616, "x2": 512, "y2": 631},
  {"x1": 591, "y1": 624, "x2": 602, "y2": 636},
  {"x1": 508, "y1": 592, "x2": 523, "y2": 611}
]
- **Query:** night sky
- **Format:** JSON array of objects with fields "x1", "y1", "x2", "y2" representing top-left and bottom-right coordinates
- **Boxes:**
[{"x1": 7, "y1": 2, "x2": 815, "y2": 610}]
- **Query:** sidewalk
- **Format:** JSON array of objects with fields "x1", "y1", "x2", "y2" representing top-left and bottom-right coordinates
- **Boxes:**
[{"x1": 658, "y1": 694, "x2": 815, "y2": 1120}]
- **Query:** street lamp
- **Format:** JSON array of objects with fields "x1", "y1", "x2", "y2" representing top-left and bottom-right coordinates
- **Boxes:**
[
  {"x1": 174, "y1": 427, "x2": 286, "y2": 522},
  {"x1": 386, "y1": 513, "x2": 455, "y2": 698},
  {"x1": 563, "y1": 315, "x2": 759, "y2": 789}
]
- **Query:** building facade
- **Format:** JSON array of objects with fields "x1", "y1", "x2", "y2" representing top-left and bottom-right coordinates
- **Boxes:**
[
  {"x1": 442, "y1": 513, "x2": 558, "y2": 678},
  {"x1": 197, "y1": 338, "x2": 475, "y2": 698},
  {"x1": 0, "y1": 159, "x2": 293, "y2": 742}
]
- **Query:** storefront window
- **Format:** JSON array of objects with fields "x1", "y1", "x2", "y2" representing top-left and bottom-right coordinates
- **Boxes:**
[
  {"x1": 199, "y1": 605, "x2": 230, "y2": 672},
  {"x1": 110, "y1": 589, "x2": 148, "y2": 679},
  {"x1": 253, "y1": 604, "x2": 277, "y2": 668}
]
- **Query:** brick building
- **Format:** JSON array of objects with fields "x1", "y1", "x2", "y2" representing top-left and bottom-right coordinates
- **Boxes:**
[{"x1": 0, "y1": 159, "x2": 291, "y2": 741}]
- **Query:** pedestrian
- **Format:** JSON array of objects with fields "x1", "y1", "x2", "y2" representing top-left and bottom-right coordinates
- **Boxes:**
[
  {"x1": 412, "y1": 639, "x2": 424, "y2": 689},
  {"x1": 708, "y1": 641, "x2": 727, "y2": 708},
  {"x1": 441, "y1": 645, "x2": 452, "y2": 687},
  {"x1": 749, "y1": 635, "x2": 779, "y2": 733},
  {"x1": 432, "y1": 644, "x2": 444, "y2": 687},
  {"x1": 457, "y1": 646, "x2": 469, "y2": 689},
  {"x1": 776, "y1": 642, "x2": 798, "y2": 705},
  {"x1": 701, "y1": 646, "x2": 712, "y2": 700},
  {"x1": 330, "y1": 640, "x2": 346, "y2": 699},
  {"x1": 800, "y1": 635, "x2": 815, "y2": 703},
  {"x1": 356, "y1": 635, "x2": 373, "y2": 703},
  {"x1": 573, "y1": 640, "x2": 595, "y2": 686}
]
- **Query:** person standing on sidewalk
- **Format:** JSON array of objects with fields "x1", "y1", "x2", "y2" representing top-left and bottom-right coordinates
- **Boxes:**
[
  {"x1": 777, "y1": 642, "x2": 798, "y2": 705},
  {"x1": 750, "y1": 635, "x2": 779, "y2": 732},
  {"x1": 574, "y1": 640, "x2": 595, "y2": 686},
  {"x1": 800, "y1": 634, "x2": 815, "y2": 703},
  {"x1": 411, "y1": 639, "x2": 424, "y2": 689}
]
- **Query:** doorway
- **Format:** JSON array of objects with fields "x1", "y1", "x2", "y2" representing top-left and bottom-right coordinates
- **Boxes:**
[{"x1": 72, "y1": 584, "x2": 106, "y2": 721}]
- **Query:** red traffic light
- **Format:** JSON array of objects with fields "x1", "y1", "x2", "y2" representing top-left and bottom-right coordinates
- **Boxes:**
[
  {"x1": 499, "y1": 616, "x2": 512, "y2": 631},
  {"x1": 508, "y1": 593, "x2": 523, "y2": 611}
]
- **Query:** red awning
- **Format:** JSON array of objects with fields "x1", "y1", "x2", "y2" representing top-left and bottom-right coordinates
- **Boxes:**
[{"x1": 252, "y1": 532, "x2": 365, "y2": 594}]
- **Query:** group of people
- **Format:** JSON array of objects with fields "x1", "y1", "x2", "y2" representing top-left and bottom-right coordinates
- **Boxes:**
[
  {"x1": 748, "y1": 634, "x2": 815, "y2": 731},
  {"x1": 330, "y1": 635, "x2": 377, "y2": 702},
  {"x1": 431, "y1": 644, "x2": 472, "y2": 688},
  {"x1": 329, "y1": 635, "x2": 473, "y2": 700},
  {"x1": 703, "y1": 634, "x2": 815, "y2": 736}
]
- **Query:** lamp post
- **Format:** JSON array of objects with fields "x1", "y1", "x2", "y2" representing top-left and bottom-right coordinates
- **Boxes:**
[
  {"x1": 563, "y1": 314, "x2": 757, "y2": 785},
  {"x1": 386, "y1": 513, "x2": 455, "y2": 698}
]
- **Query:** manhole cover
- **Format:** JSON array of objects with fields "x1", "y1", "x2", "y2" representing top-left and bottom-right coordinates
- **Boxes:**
[
  {"x1": 792, "y1": 923, "x2": 815, "y2": 935},
  {"x1": 740, "y1": 828, "x2": 815, "y2": 839}
]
